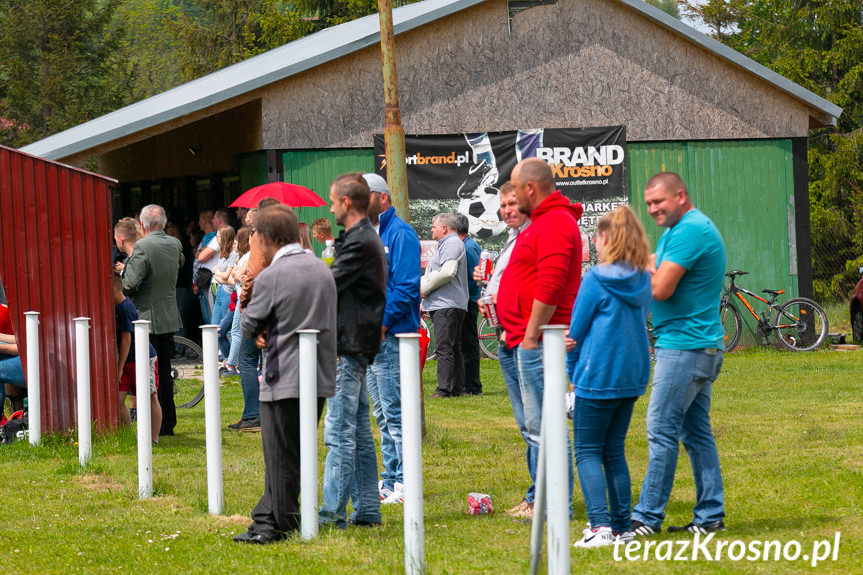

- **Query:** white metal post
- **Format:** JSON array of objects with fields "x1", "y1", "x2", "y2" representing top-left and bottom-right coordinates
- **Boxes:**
[
  {"x1": 74, "y1": 317, "x2": 92, "y2": 467},
  {"x1": 24, "y1": 312, "x2": 40, "y2": 445},
  {"x1": 398, "y1": 333, "x2": 424, "y2": 575},
  {"x1": 298, "y1": 330, "x2": 320, "y2": 540},
  {"x1": 529, "y1": 416, "x2": 547, "y2": 575},
  {"x1": 541, "y1": 325, "x2": 570, "y2": 575},
  {"x1": 133, "y1": 320, "x2": 153, "y2": 499},
  {"x1": 201, "y1": 324, "x2": 223, "y2": 515}
]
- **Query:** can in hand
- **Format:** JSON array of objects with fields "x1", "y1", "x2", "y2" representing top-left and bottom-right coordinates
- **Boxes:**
[
  {"x1": 480, "y1": 294, "x2": 500, "y2": 327},
  {"x1": 479, "y1": 249, "x2": 493, "y2": 283}
]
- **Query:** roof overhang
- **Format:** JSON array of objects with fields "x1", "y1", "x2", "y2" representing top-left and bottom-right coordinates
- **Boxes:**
[{"x1": 21, "y1": 0, "x2": 841, "y2": 161}]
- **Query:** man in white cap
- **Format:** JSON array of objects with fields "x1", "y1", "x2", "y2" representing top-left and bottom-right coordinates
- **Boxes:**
[{"x1": 363, "y1": 173, "x2": 421, "y2": 503}]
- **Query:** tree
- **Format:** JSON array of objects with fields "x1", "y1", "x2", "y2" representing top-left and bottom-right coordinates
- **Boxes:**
[
  {"x1": 170, "y1": 0, "x2": 314, "y2": 81},
  {"x1": 0, "y1": 0, "x2": 133, "y2": 147},
  {"x1": 646, "y1": 0, "x2": 680, "y2": 19},
  {"x1": 679, "y1": 0, "x2": 747, "y2": 40}
]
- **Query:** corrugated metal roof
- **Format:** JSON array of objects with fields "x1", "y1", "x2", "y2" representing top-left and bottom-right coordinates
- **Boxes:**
[{"x1": 21, "y1": 0, "x2": 841, "y2": 161}]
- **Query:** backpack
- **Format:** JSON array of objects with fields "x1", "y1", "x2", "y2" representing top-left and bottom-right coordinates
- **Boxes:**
[{"x1": 0, "y1": 410, "x2": 28, "y2": 445}]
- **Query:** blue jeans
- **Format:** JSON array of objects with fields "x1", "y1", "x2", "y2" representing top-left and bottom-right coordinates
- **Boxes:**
[
  {"x1": 632, "y1": 348, "x2": 725, "y2": 528},
  {"x1": 226, "y1": 305, "x2": 243, "y2": 367},
  {"x1": 211, "y1": 288, "x2": 230, "y2": 353},
  {"x1": 237, "y1": 334, "x2": 261, "y2": 421},
  {"x1": 366, "y1": 333, "x2": 403, "y2": 490},
  {"x1": 516, "y1": 343, "x2": 574, "y2": 509},
  {"x1": 217, "y1": 308, "x2": 234, "y2": 360},
  {"x1": 320, "y1": 355, "x2": 381, "y2": 524},
  {"x1": 499, "y1": 345, "x2": 537, "y2": 503},
  {"x1": 198, "y1": 289, "x2": 212, "y2": 324},
  {"x1": 573, "y1": 396, "x2": 638, "y2": 533},
  {"x1": 0, "y1": 354, "x2": 26, "y2": 409}
]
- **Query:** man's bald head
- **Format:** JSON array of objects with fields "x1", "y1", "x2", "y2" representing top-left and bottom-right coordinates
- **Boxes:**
[{"x1": 511, "y1": 158, "x2": 556, "y2": 215}]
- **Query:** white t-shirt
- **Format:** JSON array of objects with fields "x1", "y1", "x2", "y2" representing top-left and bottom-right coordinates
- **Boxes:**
[{"x1": 199, "y1": 235, "x2": 220, "y2": 271}]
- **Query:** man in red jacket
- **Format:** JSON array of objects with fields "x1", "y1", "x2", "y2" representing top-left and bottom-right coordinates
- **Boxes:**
[{"x1": 497, "y1": 157, "x2": 583, "y2": 503}]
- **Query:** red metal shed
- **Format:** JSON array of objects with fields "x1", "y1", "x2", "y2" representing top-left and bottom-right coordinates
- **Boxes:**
[{"x1": 0, "y1": 144, "x2": 118, "y2": 432}]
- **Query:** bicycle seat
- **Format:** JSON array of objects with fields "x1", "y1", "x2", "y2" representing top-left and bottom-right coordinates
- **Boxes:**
[
  {"x1": 762, "y1": 289, "x2": 785, "y2": 296},
  {"x1": 726, "y1": 270, "x2": 749, "y2": 277}
]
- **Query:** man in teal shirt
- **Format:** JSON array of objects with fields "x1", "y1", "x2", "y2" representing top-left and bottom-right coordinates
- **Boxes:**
[{"x1": 631, "y1": 172, "x2": 727, "y2": 537}]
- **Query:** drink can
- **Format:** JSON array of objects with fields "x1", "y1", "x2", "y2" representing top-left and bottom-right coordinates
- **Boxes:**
[
  {"x1": 479, "y1": 249, "x2": 493, "y2": 283},
  {"x1": 480, "y1": 295, "x2": 500, "y2": 327}
]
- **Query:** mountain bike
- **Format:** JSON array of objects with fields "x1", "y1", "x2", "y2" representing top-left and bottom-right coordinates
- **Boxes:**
[{"x1": 720, "y1": 270, "x2": 828, "y2": 352}]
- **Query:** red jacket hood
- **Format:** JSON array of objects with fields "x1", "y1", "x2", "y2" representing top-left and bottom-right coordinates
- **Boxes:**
[{"x1": 531, "y1": 191, "x2": 584, "y2": 221}]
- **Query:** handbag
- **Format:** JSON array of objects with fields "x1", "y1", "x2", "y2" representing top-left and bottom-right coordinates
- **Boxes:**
[{"x1": 195, "y1": 267, "x2": 213, "y2": 290}]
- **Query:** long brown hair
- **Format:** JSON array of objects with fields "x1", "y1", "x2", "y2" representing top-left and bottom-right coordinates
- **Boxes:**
[
  {"x1": 236, "y1": 227, "x2": 251, "y2": 256},
  {"x1": 596, "y1": 205, "x2": 651, "y2": 270},
  {"x1": 298, "y1": 222, "x2": 313, "y2": 251},
  {"x1": 218, "y1": 225, "x2": 236, "y2": 259}
]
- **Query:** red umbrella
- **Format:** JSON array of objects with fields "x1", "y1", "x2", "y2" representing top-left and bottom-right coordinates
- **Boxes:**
[{"x1": 229, "y1": 181, "x2": 327, "y2": 209}]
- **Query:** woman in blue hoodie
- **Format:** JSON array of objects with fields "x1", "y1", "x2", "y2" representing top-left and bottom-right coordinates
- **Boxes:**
[{"x1": 566, "y1": 205, "x2": 652, "y2": 548}]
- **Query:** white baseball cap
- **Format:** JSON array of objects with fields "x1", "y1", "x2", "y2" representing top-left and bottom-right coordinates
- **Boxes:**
[{"x1": 362, "y1": 173, "x2": 390, "y2": 195}]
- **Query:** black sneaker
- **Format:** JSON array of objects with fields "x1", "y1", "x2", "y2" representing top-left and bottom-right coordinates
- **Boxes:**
[
  {"x1": 228, "y1": 418, "x2": 261, "y2": 432},
  {"x1": 129, "y1": 408, "x2": 137, "y2": 422},
  {"x1": 668, "y1": 520, "x2": 726, "y2": 534},
  {"x1": 630, "y1": 519, "x2": 660, "y2": 536}
]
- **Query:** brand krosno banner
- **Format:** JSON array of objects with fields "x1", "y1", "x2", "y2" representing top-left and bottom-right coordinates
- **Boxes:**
[{"x1": 374, "y1": 127, "x2": 627, "y2": 242}]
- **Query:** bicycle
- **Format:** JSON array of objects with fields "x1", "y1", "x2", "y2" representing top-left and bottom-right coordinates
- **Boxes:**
[
  {"x1": 171, "y1": 335, "x2": 205, "y2": 408},
  {"x1": 720, "y1": 270, "x2": 828, "y2": 352},
  {"x1": 420, "y1": 311, "x2": 499, "y2": 361}
]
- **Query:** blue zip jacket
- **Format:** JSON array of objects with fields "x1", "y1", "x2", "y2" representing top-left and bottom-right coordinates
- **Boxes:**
[
  {"x1": 463, "y1": 236, "x2": 482, "y2": 301},
  {"x1": 566, "y1": 262, "x2": 652, "y2": 400},
  {"x1": 379, "y1": 207, "x2": 421, "y2": 334}
]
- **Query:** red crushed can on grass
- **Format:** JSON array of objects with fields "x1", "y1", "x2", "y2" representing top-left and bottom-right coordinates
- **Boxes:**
[
  {"x1": 479, "y1": 295, "x2": 500, "y2": 328},
  {"x1": 479, "y1": 249, "x2": 493, "y2": 283},
  {"x1": 467, "y1": 493, "x2": 493, "y2": 515}
]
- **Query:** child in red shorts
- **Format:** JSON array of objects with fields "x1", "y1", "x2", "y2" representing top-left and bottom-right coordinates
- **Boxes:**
[{"x1": 114, "y1": 274, "x2": 163, "y2": 443}]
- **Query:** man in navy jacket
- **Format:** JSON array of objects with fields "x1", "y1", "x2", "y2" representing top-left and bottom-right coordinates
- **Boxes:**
[{"x1": 363, "y1": 173, "x2": 421, "y2": 503}]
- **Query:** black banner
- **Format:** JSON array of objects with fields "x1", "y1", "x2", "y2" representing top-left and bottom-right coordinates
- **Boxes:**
[{"x1": 374, "y1": 127, "x2": 627, "y2": 243}]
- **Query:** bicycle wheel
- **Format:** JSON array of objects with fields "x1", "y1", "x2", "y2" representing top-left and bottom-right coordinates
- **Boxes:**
[
  {"x1": 720, "y1": 302, "x2": 742, "y2": 352},
  {"x1": 772, "y1": 297, "x2": 828, "y2": 351},
  {"x1": 171, "y1": 336, "x2": 205, "y2": 408},
  {"x1": 477, "y1": 316, "x2": 499, "y2": 360}
]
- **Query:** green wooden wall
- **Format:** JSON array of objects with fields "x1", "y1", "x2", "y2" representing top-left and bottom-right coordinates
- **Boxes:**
[
  {"x1": 239, "y1": 141, "x2": 799, "y2": 343},
  {"x1": 627, "y1": 139, "x2": 798, "y2": 341},
  {"x1": 282, "y1": 149, "x2": 375, "y2": 255}
]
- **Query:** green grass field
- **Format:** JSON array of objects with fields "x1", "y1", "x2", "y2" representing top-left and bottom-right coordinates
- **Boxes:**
[{"x1": 0, "y1": 348, "x2": 861, "y2": 573}]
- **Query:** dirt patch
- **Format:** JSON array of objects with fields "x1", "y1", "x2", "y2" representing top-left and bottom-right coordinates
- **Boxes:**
[
  {"x1": 75, "y1": 473, "x2": 123, "y2": 492},
  {"x1": 203, "y1": 514, "x2": 250, "y2": 528}
]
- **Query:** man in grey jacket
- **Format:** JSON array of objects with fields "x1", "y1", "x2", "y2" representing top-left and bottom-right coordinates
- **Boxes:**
[
  {"x1": 421, "y1": 212, "x2": 469, "y2": 398},
  {"x1": 234, "y1": 204, "x2": 337, "y2": 544},
  {"x1": 122, "y1": 204, "x2": 184, "y2": 436}
]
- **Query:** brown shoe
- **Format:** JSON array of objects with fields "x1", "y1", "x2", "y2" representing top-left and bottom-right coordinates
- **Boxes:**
[
  {"x1": 508, "y1": 498, "x2": 529, "y2": 515},
  {"x1": 510, "y1": 501, "x2": 534, "y2": 520}
]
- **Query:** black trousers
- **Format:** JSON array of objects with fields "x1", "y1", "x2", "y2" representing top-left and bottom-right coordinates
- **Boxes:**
[
  {"x1": 249, "y1": 397, "x2": 325, "y2": 537},
  {"x1": 151, "y1": 332, "x2": 175, "y2": 435},
  {"x1": 431, "y1": 307, "x2": 465, "y2": 397},
  {"x1": 461, "y1": 300, "x2": 481, "y2": 394}
]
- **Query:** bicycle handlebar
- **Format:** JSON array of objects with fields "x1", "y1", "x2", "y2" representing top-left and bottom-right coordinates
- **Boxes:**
[{"x1": 726, "y1": 270, "x2": 749, "y2": 278}]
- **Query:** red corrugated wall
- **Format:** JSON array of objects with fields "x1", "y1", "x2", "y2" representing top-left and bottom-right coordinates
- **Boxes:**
[{"x1": 0, "y1": 144, "x2": 118, "y2": 432}]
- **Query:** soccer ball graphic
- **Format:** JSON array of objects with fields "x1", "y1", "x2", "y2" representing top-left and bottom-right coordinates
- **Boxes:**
[
  {"x1": 457, "y1": 159, "x2": 506, "y2": 239},
  {"x1": 459, "y1": 187, "x2": 506, "y2": 239}
]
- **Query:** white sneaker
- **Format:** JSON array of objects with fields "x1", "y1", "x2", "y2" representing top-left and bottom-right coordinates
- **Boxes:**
[
  {"x1": 615, "y1": 531, "x2": 634, "y2": 544},
  {"x1": 573, "y1": 526, "x2": 615, "y2": 548},
  {"x1": 383, "y1": 481, "x2": 404, "y2": 504}
]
